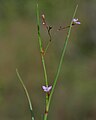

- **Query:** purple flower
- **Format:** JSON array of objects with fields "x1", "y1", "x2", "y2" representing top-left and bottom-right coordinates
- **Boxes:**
[
  {"x1": 42, "y1": 85, "x2": 52, "y2": 92},
  {"x1": 72, "y1": 18, "x2": 81, "y2": 25}
]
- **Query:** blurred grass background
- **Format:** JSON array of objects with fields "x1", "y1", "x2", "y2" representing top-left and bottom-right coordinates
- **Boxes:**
[{"x1": 0, "y1": 0, "x2": 96, "y2": 120}]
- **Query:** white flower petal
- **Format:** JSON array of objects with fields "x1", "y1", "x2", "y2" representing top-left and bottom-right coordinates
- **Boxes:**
[{"x1": 73, "y1": 18, "x2": 78, "y2": 22}]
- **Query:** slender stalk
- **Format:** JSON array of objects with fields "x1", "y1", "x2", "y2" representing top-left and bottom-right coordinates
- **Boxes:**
[
  {"x1": 16, "y1": 69, "x2": 35, "y2": 120},
  {"x1": 36, "y1": 3, "x2": 48, "y2": 86},
  {"x1": 58, "y1": 23, "x2": 79, "y2": 31},
  {"x1": 47, "y1": 4, "x2": 78, "y2": 113},
  {"x1": 36, "y1": 3, "x2": 49, "y2": 120}
]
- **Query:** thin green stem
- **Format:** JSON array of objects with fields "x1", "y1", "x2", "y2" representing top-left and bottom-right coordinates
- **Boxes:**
[
  {"x1": 36, "y1": 3, "x2": 48, "y2": 86},
  {"x1": 47, "y1": 4, "x2": 78, "y2": 112},
  {"x1": 36, "y1": 3, "x2": 49, "y2": 120},
  {"x1": 16, "y1": 69, "x2": 35, "y2": 120}
]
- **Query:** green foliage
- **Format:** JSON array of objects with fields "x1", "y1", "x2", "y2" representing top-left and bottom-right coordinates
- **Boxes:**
[{"x1": 0, "y1": 1, "x2": 96, "y2": 120}]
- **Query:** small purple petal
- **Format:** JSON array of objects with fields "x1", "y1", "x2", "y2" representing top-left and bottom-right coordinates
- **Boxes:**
[
  {"x1": 42, "y1": 86, "x2": 46, "y2": 90},
  {"x1": 47, "y1": 86, "x2": 52, "y2": 91},
  {"x1": 76, "y1": 21, "x2": 81, "y2": 24}
]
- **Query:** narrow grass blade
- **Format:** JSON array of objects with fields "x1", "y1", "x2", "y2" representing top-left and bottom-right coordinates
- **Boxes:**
[
  {"x1": 47, "y1": 4, "x2": 78, "y2": 111},
  {"x1": 16, "y1": 69, "x2": 35, "y2": 120}
]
